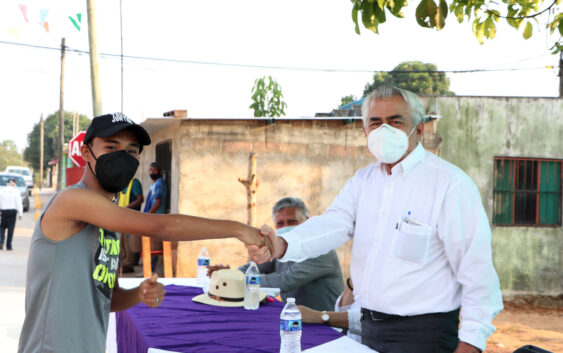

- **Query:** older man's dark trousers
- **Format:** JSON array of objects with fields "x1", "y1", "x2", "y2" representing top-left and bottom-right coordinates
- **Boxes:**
[
  {"x1": 0, "y1": 209, "x2": 17, "y2": 250},
  {"x1": 361, "y1": 308, "x2": 460, "y2": 353}
]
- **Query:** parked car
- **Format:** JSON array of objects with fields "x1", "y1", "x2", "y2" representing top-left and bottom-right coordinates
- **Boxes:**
[
  {"x1": 0, "y1": 173, "x2": 30, "y2": 212},
  {"x1": 4, "y1": 166, "x2": 33, "y2": 194}
]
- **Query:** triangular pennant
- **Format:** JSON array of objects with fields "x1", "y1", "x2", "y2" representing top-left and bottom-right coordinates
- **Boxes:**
[
  {"x1": 43, "y1": 21, "x2": 49, "y2": 32},
  {"x1": 40, "y1": 9, "x2": 49, "y2": 26},
  {"x1": 69, "y1": 13, "x2": 81, "y2": 31},
  {"x1": 18, "y1": 4, "x2": 28, "y2": 23}
]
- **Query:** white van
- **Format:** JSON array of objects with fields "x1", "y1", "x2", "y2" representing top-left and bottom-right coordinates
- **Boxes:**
[{"x1": 5, "y1": 166, "x2": 33, "y2": 192}]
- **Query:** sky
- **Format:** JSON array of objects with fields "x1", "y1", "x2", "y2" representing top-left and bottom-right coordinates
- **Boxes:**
[{"x1": 0, "y1": 0, "x2": 561, "y2": 152}]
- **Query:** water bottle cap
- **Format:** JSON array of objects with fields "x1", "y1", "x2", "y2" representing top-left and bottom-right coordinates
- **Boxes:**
[
  {"x1": 201, "y1": 246, "x2": 207, "y2": 250},
  {"x1": 287, "y1": 298, "x2": 295, "y2": 303}
]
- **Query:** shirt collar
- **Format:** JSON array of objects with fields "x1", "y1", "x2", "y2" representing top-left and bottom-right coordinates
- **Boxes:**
[{"x1": 390, "y1": 143, "x2": 425, "y2": 176}]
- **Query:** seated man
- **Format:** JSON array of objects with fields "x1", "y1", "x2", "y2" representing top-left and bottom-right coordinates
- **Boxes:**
[{"x1": 210, "y1": 197, "x2": 345, "y2": 311}]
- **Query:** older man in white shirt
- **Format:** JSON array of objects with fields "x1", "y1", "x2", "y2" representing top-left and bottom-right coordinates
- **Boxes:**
[
  {"x1": 251, "y1": 85, "x2": 503, "y2": 353},
  {"x1": 0, "y1": 178, "x2": 23, "y2": 250}
]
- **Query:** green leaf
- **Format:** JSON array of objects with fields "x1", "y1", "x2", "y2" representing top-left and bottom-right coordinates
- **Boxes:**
[
  {"x1": 373, "y1": 3, "x2": 387, "y2": 23},
  {"x1": 352, "y1": 4, "x2": 361, "y2": 34},
  {"x1": 435, "y1": 0, "x2": 448, "y2": 30},
  {"x1": 387, "y1": 0, "x2": 405, "y2": 17},
  {"x1": 473, "y1": 18, "x2": 485, "y2": 44},
  {"x1": 523, "y1": 21, "x2": 533, "y2": 39},
  {"x1": 361, "y1": 2, "x2": 377, "y2": 32},
  {"x1": 484, "y1": 16, "x2": 496, "y2": 39},
  {"x1": 416, "y1": 0, "x2": 438, "y2": 28}
]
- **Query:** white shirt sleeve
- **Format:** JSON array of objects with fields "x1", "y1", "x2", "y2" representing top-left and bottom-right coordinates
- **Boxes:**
[
  {"x1": 279, "y1": 173, "x2": 359, "y2": 262},
  {"x1": 347, "y1": 307, "x2": 362, "y2": 336},
  {"x1": 438, "y1": 177, "x2": 503, "y2": 351}
]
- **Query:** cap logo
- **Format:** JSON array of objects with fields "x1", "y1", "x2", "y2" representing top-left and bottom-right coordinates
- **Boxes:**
[{"x1": 111, "y1": 112, "x2": 133, "y2": 124}]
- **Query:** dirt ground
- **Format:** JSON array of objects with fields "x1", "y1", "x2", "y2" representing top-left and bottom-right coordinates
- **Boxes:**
[{"x1": 484, "y1": 304, "x2": 563, "y2": 353}]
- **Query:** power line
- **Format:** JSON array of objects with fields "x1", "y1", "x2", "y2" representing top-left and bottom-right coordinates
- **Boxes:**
[{"x1": 0, "y1": 39, "x2": 555, "y2": 74}]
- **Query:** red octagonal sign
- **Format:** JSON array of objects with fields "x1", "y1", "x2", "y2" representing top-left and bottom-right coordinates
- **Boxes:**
[{"x1": 68, "y1": 131, "x2": 86, "y2": 167}]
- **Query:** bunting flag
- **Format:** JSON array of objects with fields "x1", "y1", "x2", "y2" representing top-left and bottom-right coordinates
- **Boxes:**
[
  {"x1": 68, "y1": 13, "x2": 82, "y2": 31},
  {"x1": 40, "y1": 9, "x2": 49, "y2": 26},
  {"x1": 43, "y1": 21, "x2": 49, "y2": 32},
  {"x1": 18, "y1": 4, "x2": 29, "y2": 23}
]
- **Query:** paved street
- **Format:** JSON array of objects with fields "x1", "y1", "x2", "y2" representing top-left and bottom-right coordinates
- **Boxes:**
[{"x1": 0, "y1": 188, "x2": 54, "y2": 352}]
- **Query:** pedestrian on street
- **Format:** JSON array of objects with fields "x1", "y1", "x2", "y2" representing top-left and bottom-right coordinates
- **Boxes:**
[{"x1": 0, "y1": 177, "x2": 23, "y2": 251}]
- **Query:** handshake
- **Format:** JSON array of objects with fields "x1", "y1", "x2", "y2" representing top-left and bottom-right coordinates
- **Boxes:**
[{"x1": 237, "y1": 225, "x2": 289, "y2": 264}]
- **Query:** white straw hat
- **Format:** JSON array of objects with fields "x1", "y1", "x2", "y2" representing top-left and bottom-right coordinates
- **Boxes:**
[{"x1": 192, "y1": 269, "x2": 267, "y2": 307}]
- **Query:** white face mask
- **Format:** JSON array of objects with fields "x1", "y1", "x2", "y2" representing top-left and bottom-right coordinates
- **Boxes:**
[{"x1": 367, "y1": 124, "x2": 416, "y2": 164}]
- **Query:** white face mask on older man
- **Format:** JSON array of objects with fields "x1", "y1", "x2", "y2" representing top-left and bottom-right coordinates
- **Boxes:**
[{"x1": 367, "y1": 124, "x2": 415, "y2": 164}]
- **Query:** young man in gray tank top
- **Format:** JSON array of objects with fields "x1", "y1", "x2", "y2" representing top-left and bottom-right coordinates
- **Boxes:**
[{"x1": 18, "y1": 113, "x2": 268, "y2": 353}]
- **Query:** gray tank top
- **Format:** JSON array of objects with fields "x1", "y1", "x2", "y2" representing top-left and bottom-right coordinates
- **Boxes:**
[{"x1": 18, "y1": 182, "x2": 120, "y2": 353}]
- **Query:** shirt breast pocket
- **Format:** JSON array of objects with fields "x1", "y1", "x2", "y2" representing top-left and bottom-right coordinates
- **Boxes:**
[{"x1": 392, "y1": 221, "x2": 432, "y2": 265}]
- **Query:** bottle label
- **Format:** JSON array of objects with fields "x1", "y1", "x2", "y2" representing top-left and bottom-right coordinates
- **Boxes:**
[
  {"x1": 197, "y1": 258, "x2": 210, "y2": 266},
  {"x1": 246, "y1": 275, "x2": 260, "y2": 285},
  {"x1": 280, "y1": 319, "x2": 302, "y2": 331}
]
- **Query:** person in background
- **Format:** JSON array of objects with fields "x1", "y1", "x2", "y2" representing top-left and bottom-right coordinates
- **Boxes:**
[
  {"x1": 298, "y1": 277, "x2": 362, "y2": 342},
  {"x1": 0, "y1": 177, "x2": 23, "y2": 250},
  {"x1": 143, "y1": 162, "x2": 167, "y2": 273},
  {"x1": 209, "y1": 197, "x2": 344, "y2": 311},
  {"x1": 119, "y1": 177, "x2": 144, "y2": 273}
]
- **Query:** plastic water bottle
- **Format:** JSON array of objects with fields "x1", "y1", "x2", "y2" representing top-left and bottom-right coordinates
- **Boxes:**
[
  {"x1": 243, "y1": 261, "x2": 261, "y2": 310},
  {"x1": 196, "y1": 247, "x2": 210, "y2": 293},
  {"x1": 280, "y1": 297, "x2": 302, "y2": 353}
]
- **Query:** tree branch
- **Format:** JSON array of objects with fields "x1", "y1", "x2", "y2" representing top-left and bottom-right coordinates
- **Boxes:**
[{"x1": 486, "y1": 0, "x2": 558, "y2": 19}]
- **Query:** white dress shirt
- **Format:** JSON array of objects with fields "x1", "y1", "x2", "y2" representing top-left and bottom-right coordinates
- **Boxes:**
[
  {"x1": 0, "y1": 185, "x2": 23, "y2": 217},
  {"x1": 279, "y1": 144, "x2": 503, "y2": 351}
]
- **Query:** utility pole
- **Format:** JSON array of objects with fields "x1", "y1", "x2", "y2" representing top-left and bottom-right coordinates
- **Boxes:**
[
  {"x1": 57, "y1": 38, "x2": 66, "y2": 191},
  {"x1": 87, "y1": 0, "x2": 103, "y2": 117},
  {"x1": 39, "y1": 114, "x2": 44, "y2": 191}
]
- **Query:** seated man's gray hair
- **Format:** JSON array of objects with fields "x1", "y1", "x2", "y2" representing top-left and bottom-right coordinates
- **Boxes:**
[
  {"x1": 361, "y1": 84, "x2": 425, "y2": 129},
  {"x1": 272, "y1": 197, "x2": 309, "y2": 219}
]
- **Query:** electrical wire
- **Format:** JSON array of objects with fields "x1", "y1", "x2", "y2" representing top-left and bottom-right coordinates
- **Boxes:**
[{"x1": 0, "y1": 39, "x2": 556, "y2": 74}]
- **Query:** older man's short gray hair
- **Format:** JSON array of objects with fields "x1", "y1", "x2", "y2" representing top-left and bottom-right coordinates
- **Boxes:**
[
  {"x1": 361, "y1": 85, "x2": 425, "y2": 129},
  {"x1": 272, "y1": 197, "x2": 309, "y2": 219}
]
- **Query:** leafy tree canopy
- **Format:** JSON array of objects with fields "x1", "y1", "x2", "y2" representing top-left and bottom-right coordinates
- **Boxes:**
[
  {"x1": 249, "y1": 76, "x2": 288, "y2": 117},
  {"x1": 350, "y1": 0, "x2": 562, "y2": 53},
  {"x1": 0, "y1": 140, "x2": 25, "y2": 172},
  {"x1": 363, "y1": 61, "x2": 455, "y2": 96},
  {"x1": 24, "y1": 112, "x2": 91, "y2": 173},
  {"x1": 340, "y1": 95, "x2": 358, "y2": 107}
]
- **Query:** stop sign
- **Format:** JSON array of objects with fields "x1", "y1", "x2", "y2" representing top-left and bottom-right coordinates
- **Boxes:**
[{"x1": 68, "y1": 131, "x2": 86, "y2": 167}]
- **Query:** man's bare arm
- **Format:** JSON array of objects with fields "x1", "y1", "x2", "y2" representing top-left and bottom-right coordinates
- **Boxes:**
[
  {"x1": 111, "y1": 274, "x2": 165, "y2": 312},
  {"x1": 43, "y1": 188, "x2": 264, "y2": 247},
  {"x1": 126, "y1": 194, "x2": 143, "y2": 209}
]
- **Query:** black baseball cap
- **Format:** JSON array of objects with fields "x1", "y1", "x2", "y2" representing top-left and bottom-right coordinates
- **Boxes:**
[{"x1": 84, "y1": 113, "x2": 151, "y2": 152}]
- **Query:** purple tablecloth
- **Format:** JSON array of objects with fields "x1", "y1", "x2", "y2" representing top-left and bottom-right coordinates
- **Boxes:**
[{"x1": 116, "y1": 285, "x2": 342, "y2": 353}]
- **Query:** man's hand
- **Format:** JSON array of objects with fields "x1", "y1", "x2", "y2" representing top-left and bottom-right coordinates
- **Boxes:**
[
  {"x1": 298, "y1": 305, "x2": 322, "y2": 324},
  {"x1": 237, "y1": 227, "x2": 265, "y2": 247},
  {"x1": 138, "y1": 273, "x2": 165, "y2": 308},
  {"x1": 207, "y1": 264, "x2": 230, "y2": 277},
  {"x1": 454, "y1": 342, "x2": 480, "y2": 353},
  {"x1": 246, "y1": 225, "x2": 288, "y2": 264}
]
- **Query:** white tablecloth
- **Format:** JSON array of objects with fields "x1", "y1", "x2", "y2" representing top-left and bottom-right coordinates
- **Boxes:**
[{"x1": 107, "y1": 278, "x2": 373, "y2": 353}]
